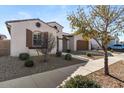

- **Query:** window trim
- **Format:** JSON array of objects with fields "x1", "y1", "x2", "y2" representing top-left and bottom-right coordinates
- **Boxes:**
[{"x1": 32, "y1": 31, "x2": 42, "y2": 47}]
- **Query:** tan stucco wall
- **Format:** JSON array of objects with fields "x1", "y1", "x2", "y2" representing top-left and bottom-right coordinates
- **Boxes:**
[
  {"x1": 9, "y1": 20, "x2": 61, "y2": 56},
  {"x1": 47, "y1": 22, "x2": 64, "y2": 52},
  {"x1": 47, "y1": 22, "x2": 63, "y2": 32},
  {"x1": 90, "y1": 39, "x2": 101, "y2": 49},
  {"x1": 69, "y1": 36, "x2": 74, "y2": 51},
  {"x1": 57, "y1": 32, "x2": 63, "y2": 52}
]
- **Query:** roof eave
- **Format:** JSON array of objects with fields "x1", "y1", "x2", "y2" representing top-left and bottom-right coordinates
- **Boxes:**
[
  {"x1": 5, "y1": 18, "x2": 59, "y2": 34},
  {"x1": 47, "y1": 21, "x2": 64, "y2": 28}
]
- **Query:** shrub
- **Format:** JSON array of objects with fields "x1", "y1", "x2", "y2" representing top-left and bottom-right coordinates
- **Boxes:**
[
  {"x1": 110, "y1": 49, "x2": 114, "y2": 53},
  {"x1": 65, "y1": 54, "x2": 72, "y2": 60},
  {"x1": 82, "y1": 51, "x2": 86, "y2": 55},
  {"x1": 108, "y1": 47, "x2": 111, "y2": 50},
  {"x1": 24, "y1": 59, "x2": 34, "y2": 67},
  {"x1": 61, "y1": 75, "x2": 101, "y2": 88},
  {"x1": 87, "y1": 53, "x2": 92, "y2": 57},
  {"x1": 56, "y1": 52, "x2": 62, "y2": 57},
  {"x1": 66, "y1": 49, "x2": 71, "y2": 53},
  {"x1": 19, "y1": 53, "x2": 30, "y2": 60}
]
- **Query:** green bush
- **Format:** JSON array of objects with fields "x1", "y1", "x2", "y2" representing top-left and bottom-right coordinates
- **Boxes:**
[
  {"x1": 56, "y1": 52, "x2": 62, "y2": 57},
  {"x1": 61, "y1": 75, "x2": 101, "y2": 88},
  {"x1": 110, "y1": 49, "x2": 114, "y2": 53},
  {"x1": 82, "y1": 51, "x2": 86, "y2": 55},
  {"x1": 24, "y1": 59, "x2": 34, "y2": 67},
  {"x1": 65, "y1": 54, "x2": 72, "y2": 60},
  {"x1": 66, "y1": 49, "x2": 71, "y2": 53},
  {"x1": 87, "y1": 53, "x2": 92, "y2": 57},
  {"x1": 19, "y1": 53, "x2": 30, "y2": 60}
]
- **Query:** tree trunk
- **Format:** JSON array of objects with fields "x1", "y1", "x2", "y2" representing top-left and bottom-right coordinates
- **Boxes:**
[
  {"x1": 43, "y1": 49, "x2": 48, "y2": 62},
  {"x1": 104, "y1": 47, "x2": 109, "y2": 75}
]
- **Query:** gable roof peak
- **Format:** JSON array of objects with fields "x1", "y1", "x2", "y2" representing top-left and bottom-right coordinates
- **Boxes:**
[
  {"x1": 47, "y1": 21, "x2": 64, "y2": 28},
  {"x1": 5, "y1": 18, "x2": 60, "y2": 33}
]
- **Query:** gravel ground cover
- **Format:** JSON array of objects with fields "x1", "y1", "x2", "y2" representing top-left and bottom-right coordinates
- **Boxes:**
[{"x1": 0, "y1": 55, "x2": 87, "y2": 82}]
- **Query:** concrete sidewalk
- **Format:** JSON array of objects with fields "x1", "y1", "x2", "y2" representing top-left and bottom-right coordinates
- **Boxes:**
[
  {"x1": 59, "y1": 53, "x2": 124, "y2": 86},
  {"x1": 63, "y1": 52, "x2": 124, "y2": 76},
  {"x1": 0, "y1": 63, "x2": 84, "y2": 88},
  {"x1": 71, "y1": 56, "x2": 123, "y2": 76},
  {"x1": 62, "y1": 52, "x2": 92, "y2": 61},
  {"x1": 0, "y1": 53, "x2": 123, "y2": 88}
]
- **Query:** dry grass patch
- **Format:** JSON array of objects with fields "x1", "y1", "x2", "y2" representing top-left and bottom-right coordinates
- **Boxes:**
[{"x1": 87, "y1": 60, "x2": 124, "y2": 88}]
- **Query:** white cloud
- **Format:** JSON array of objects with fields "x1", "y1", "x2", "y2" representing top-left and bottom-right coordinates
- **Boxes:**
[{"x1": 17, "y1": 12, "x2": 32, "y2": 19}]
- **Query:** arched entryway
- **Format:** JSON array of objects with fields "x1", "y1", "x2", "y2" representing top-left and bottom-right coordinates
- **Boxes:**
[{"x1": 62, "y1": 37, "x2": 68, "y2": 52}]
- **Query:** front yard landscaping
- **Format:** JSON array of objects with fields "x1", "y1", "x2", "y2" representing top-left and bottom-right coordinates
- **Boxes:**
[
  {"x1": 87, "y1": 60, "x2": 124, "y2": 88},
  {"x1": 60, "y1": 75, "x2": 101, "y2": 88},
  {"x1": 0, "y1": 55, "x2": 87, "y2": 82},
  {"x1": 71, "y1": 50, "x2": 113, "y2": 60}
]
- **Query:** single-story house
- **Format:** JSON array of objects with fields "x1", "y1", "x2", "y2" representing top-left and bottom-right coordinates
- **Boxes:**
[
  {"x1": 6, "y1": 19, "x2": 65, "y2": 56},
  {"x1": 5, "y1": 18, "x2": 119, "y2": 56}
]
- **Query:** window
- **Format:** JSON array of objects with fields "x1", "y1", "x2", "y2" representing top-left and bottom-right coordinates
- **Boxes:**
[
  {"x1": 33, "y1": 32, "x2": 44, "y2": 47},
  {"x1": 36, "y1": 22, "x2": 41, "y2": 27},
  {"x1": 114, "y1": 44, "x2": 122, "y2": 47}
]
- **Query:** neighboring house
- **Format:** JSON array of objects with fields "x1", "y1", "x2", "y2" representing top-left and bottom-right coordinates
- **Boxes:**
[
  {"x1": 120, "y1": 41, "x2": 124, "y2": 45},
  {"x1": 0, "y1": 34, "x2": 7, "y2": 40},
  {"x1": 64, "y1": 34, "x2": 99, "y2": 51},
  {"x1": 108, "y1": 35, "x2": 120, "y2": 46},
  {"x1": 64, "y1": 33, "x2": 119, "y2": 51},
  {"x1": 0, "y1": 34, "x2": 9, "y2": 56},
  {"x1": 90, "y1": 35, "x2": 120, "y2": 49},
  {"x1": 64, "y1": 34, "x2": 92, "y2": 51}
]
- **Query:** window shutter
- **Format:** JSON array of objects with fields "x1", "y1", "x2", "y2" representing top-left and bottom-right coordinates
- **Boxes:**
[
  {"x1": 44, "y1": 32, "x2": 48, "y2": 48},
  {"x1": 26, "y1": 29, "x2": 32, "y2": 48}
]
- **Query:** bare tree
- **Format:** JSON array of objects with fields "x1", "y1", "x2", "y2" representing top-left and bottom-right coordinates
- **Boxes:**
[
  {"x1": 67, "y1": 5, "x2": 124, "y2": 75},
  {"x1": 36, "y1": 33, "x2": 56, "y2": 62}
]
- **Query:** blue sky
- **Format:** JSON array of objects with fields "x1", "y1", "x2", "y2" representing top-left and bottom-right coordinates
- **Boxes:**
[
  {"x1": 0, "y1": 5, "x2": 124, "y2": 41},
  {"x1": 0, "y1": 5, "x2": 78, "y2": 39}
]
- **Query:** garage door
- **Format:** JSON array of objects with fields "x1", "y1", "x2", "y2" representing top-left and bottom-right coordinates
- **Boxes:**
[{"x1": 77, "y1": 40, "x2": 89, "y2": 50}]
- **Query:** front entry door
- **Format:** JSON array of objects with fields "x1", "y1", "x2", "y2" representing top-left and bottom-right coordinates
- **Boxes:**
[{"x1": 63, "y1": 37, "x2": 67, "y2": 52}]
